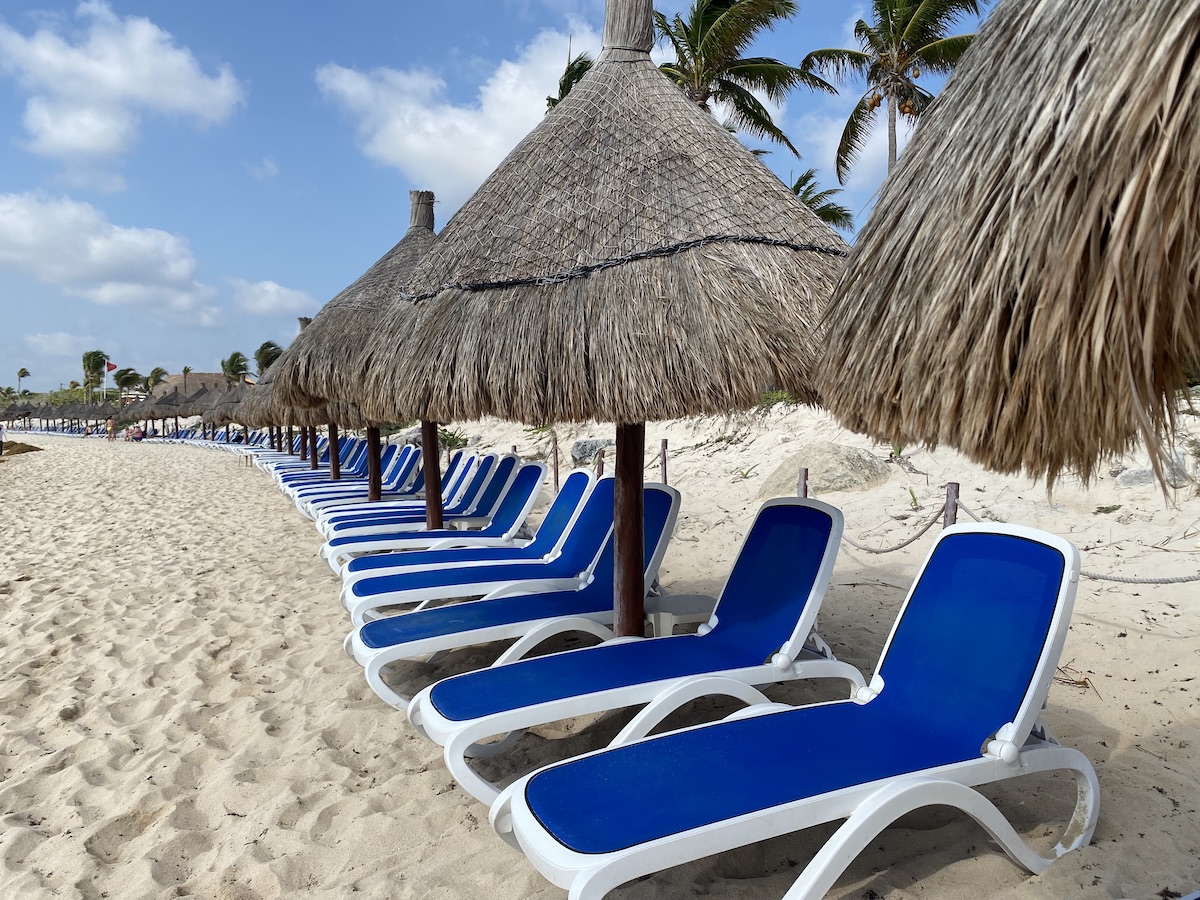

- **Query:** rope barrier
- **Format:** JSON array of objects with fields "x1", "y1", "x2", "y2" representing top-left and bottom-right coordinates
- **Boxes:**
[
  {"x1": 955, "y1": 498, "x2": 1200, "y2": 585},
  {"x1": 841, "y1": 503, "x2": 946, "y2": 555}
]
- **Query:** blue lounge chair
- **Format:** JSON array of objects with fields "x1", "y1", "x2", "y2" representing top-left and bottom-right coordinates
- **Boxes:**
[
  {"x1": 491, "y1": 523, "x2": 1100, "y2": 899},
  {"x1": 301, "y1": 445, "x2": 425, "y2": 518},
  {"x1": 408, "y1": 497, "x2": 866, "y2": 803},
  {"x1": 322, "y1": 463, "x2": 566, "y2": 576},
  {"x1": 340, "y1": 478, "x2": 678, "y2": 627},
  {"x1": 313, "y1": 450, "x2": 476, "y2": 531},
  {"x1": 346, "y1": 480, "x2": 701, "y2": 704}
]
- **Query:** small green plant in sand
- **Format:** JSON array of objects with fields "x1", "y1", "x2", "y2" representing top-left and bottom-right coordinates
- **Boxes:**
[
  {"x1": 438, "y1": 427, "x2": 469, "y2": 454},
  {"x1": 734, "y1": 464, "x2": 758, "y2": 481},
  {"x1": 758, "y1": 389, "x2": 797, "y2": 409},
  {"x1": 524, "y1": 423, "x2": 554, "y2": 436},
  {"x1": 907, "y1": 487, "x2": 920, "y2": 510},
  {"x1": 1093, "y1": 504, "x2": 1121, "y2": 515}
]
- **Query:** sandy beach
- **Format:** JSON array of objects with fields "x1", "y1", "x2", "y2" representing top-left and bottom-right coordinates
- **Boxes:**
[{"x1": 1, "y1": 407, "x2": 1198, "y2": 899}]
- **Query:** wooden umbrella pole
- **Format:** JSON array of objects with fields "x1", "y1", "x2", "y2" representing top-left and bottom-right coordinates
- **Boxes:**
[
  {"x1": 366, "y1": 426, "x2": 382, "y2": 501},
  {"x1": 308, "y1": 426, "x2": 319, "y2": 469},
  {"x1": 328, "y1": 422, "x2": 341, "y2": 480},
  {"x1": 299, "y1": 426, "x2": 308, "y2": 460},
  {"x1": 287, "y1": 425, "x2": 294, "y2": 455},
  {"x1": 613, "y1": 422, "x2": 646, "y2": 638},
  {"x1": 421, "y1": 419, "x2": 444, "y2": 530}
]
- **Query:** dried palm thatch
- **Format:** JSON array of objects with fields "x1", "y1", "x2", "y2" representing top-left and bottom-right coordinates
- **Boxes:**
[
  {"x1": 355, "y1": 0, "x2": 847, "y2": 426},
  {"x1": 273, "y1": 191, "x2": 436, "y2": 411},
  {"x1": 817, "y1": 0, "x2": 1200, "y2": 484},
  {"x1": 240, "y1": 361, "x2": 370, "y2": 429},
  {"x1": 203, "y1": 384, "x2": 247, "y2": 426}
]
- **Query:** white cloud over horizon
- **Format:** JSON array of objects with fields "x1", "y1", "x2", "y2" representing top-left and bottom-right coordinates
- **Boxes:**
[
  {"x1": 0, "y1": 192, "x2": 221, "y2": 325},
  {"x1": 0, "y1": 1, "x2": 243, "y2": 164},
  {"x1": 230, "y1": 278, "x2": 316, "y2": 316},
  {"x1": 316, "y1": 23, "x2": 602, "y2": 212},
  {"x1": 24, "y1": 330, "x2": 95, "y2": 357}
]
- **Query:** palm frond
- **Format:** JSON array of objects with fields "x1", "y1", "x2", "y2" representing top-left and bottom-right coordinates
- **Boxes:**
[
  {"x1": 914, "y1": 33, "x2": 978, "y2": 74},
  {"x1": 801, "y1": 47, "x2": 873, "y2": 85},
  {"x1": 715, "y1": 78, "x2": 800, "y2": 156},
  {"x1": 835, "y1": 93, "x2": 878, "y2": 184}
]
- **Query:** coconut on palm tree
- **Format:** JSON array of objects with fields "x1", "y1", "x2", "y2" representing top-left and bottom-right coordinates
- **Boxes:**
[
  {"x1": 655, "y1": 0, "x2": 833, "y2": 156},
  {"x1": 222, "y1": 352, "x2": 250, "y2": 385},
  {"x1": 254, "y1": 341, "x2": 284, "y2": 376},
  {"x1": 804, "y1": 0, "x2": 980, "y2": 182}
]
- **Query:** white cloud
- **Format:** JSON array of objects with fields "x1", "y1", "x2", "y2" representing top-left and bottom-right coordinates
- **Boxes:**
[
  {"x1": 317, "y1": 23, "x2": 602, "y2": 211},
  {"x1": 24, "y1": 331, "x2": 94, "y2": 357},
  {"x1": 230, "y1": 279, "x2": 315, "y2": 316},
  {"x1": 0, "y1": 1, "x2": 243, "y2": 161},
  {"x1": 249, "y1": 157, "x2": 279, "y2": 179},
  {"x1": 0, "y1": 192, "x2": 220, "y2": 325}
]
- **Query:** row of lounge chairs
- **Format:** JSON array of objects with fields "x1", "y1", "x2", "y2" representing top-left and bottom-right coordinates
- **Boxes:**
[{"x1": 211, "y1": 429, "x2": 1098, "y2": 899}]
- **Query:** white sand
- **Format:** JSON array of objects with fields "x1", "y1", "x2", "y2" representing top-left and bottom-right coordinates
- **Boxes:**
[{"x1": 1, "y1": 409, "x2": 1197, "y2": 899}]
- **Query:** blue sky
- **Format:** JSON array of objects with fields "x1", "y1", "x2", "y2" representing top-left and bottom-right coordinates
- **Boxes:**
[{"x1": 0, "y1": 0, "x2": 986, "y2": 394}]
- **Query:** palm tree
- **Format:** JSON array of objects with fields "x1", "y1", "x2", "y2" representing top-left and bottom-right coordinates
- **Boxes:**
[
  {"x1": 654, "y1": 0, "x2": 833, "y2": 156},
  {"x1": 81, "y1": 350, "x2": 108, "y2": 403},
  {"x1": 0, "y1": 386, "x2": 16, "y2": 404},
  {"x1": 803, "y1": 0, "x2": 980, "y2": 183},
  {"x1": 790, "y1": 169, "x2": 854, "y2": 231},
  {"x1": 547, "y1": 52, "x2": 594, "y2": 110},
  {"x1": 221, "y1": 352, "x2": 250, "y2": 384},
  {"x1": 16, "y1": 367, "x2": 29, "y2": 395},
  {"x1": 254, "y1": 340, "x2": 284, "y2": 376},
  {"x1": 181, "y1": 365, "x2": 192, "y2": 394},
  {"x1": 113, "y1": 368, "x2": 142, "y2": 406},
  {"x1": 143, "y1": 367, "x2": 168, "y2": 394}
]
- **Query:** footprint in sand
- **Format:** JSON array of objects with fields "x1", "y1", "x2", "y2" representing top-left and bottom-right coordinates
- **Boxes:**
[{"x1": 82, "y1": 805, "x2": 167, "y2": 863}]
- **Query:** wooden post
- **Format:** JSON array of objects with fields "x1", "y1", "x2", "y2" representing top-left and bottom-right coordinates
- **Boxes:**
[
  {"x1": 512, "y1": 444, "x2": 518, "y2": 454},
  {"x1": 421, "y1": 419, "x2": 444, "y2": 530},
  {"x1": 328, "y1": 422, "x2": 341, "y2": 480},
  {"x1": 797, "y1": 467, "x2": 809, "y2": 498},
  {"x1": 308, "y1": 426, "x2": 319, "y2": 469},
  {"x1": 660, "y1": 438, "x2": 668, "y2": 484},
  {"x1": 614, "y1": 423, "x2": 646, "y2": 638},
  {"x1": 366, "y1": 426, "x2": 382, "y2": 501},
  {"x1": 550, "y1": 431, "x2": 560, "y2": 492},
  {"x1": 299, "y1": 426, "x2": 308, "y2": 460},
  {"x1": 287, "y1": 425, "x2": 294, "y2": 455},
  {"x1": 944, "y1": 482, "x2": 960, "y2": 528},
  {"x1": 596, "y1": 448, "x2": 605, "y2": 477}
]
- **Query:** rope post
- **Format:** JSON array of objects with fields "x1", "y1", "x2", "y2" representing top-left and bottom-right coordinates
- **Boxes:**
[
  {"x1": 550, "y1": 431, "x2": 560, "y2": 492},
  {"x1": 660, "y1": 438, "x2": 668, "y2": 484},
  {"x1": 512, "y1": 444, "x2": 518, "y2": 454},
  {"x1": 797, "y1": 466, "x2": 809, "y2": 498},
  {"x1": 596, "y1": 448, "x2": 605, "y2": 477},
  {"x1": 944, "y1": 482, "x2": 960, "y2": 528}
]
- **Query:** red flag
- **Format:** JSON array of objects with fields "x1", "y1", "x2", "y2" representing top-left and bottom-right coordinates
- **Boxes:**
[{"x1": 105, "y1": 361, "x2": 117, "y2": 372}]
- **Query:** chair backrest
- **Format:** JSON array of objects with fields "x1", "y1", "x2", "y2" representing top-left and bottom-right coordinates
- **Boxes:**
[
  {"x1": 474, "y1": 463, "x2": 548, "y2": 537},
  {"x1": 461, "y1": 454, "x2": 521, "y2": 516},
  {"x1": 872, "y1": 524, "x2": 1078, "y2": 756},
  {"x1": 523, "y1": 470, "x2": 596, "y2": 555},
  {"x1": 381, "y1": 444, "x2": 418, "y2": 489},
  {"x1": 576, "y1": 483, "x2": 681, "y2": 589},
  {"x1": 703, "y1": 498, "x2": 842, "y2": 664},
  {"x1": 444, "y1": 454, "x2": 498, "y2": 513}
]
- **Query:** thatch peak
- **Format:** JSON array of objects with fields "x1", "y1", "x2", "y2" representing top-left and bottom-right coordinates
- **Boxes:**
[
  {"x1": 603, "y1": 0, "x2": 653, "y2": 54},
  {"x1": 409, "y1": 190, "x2": 435, "y2": 230}
]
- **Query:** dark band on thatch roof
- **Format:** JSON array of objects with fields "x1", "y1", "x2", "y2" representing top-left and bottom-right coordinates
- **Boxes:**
[
  {"x1": 817, "y1": 0, "x2": 1200, "y2": 484},
  {"x1": 359, "y1": 1, "x2": 848, "y2": 426},
  {"x1": 272, "y1": 191, "x2": 436, "y2": 410}
]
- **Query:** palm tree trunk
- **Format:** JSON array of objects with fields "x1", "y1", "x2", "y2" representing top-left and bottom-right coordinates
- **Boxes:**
[{"x1": 888, "y1": 93, "x2": 898, "y2": 172}]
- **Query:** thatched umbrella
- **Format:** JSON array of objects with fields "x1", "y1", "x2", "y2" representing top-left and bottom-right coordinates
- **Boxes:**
[
  {"x1": 817, "y1": 0, "x2": 1200, "y2": 484},
  {"x1": 274, "y1": 191, "x2": 437, "y2": 503},
  {"x1": 357, "y1": 0, "x2": 848, "y2": 635}
]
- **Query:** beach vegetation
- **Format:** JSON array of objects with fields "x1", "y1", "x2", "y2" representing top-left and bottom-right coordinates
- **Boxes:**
[
  {"x1": 790, "y1": 169, "x2": 853, "y2": 231},
  {"x1": 144, "y1": 367, "x2": 168, "y2": 393},
  {"x1": 81, "y1": 349, "x2": 109, "y2": 401},
  {"x1": 221, "y1": 352, "x2": 250, "y2": 384},
  {"x1": 113, "y1": 368, "x2": 142, "y2": 406},
  {"x1": 758, "y1": 389, "x2": 797, "y2": 407},
  {"x1": 16, "y1": 367, "x2": 29, "y2": 395},
  {"x1": 438, "y1": 426, "x2": 469, "y2": 461},
  {"x1": 0, "y1": 386, "x2": 15, "y2": 404},
  {"x1": 182, "y1": 366, "x2": 192, "y2": 394},
  {"x1": 254, "y1": 341, "x2": 284, "y2": 376},
  {"x1": 803, "y1": 0, "x2": 980, "y2": 182},
  {"x1": 547, "y1": 52, "x2": 594, "y2": 110},
  {"x1": 654, "y1": 0, "x2": 833, "y2": 157}
]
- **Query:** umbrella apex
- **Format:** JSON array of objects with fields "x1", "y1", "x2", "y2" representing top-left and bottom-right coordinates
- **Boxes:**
[
  {"x1": 603, "y1": 0, "x2": 653, "y2": 54},
  {"x1": 409, "y1": 190, "x2": 435, "y2": 230}
]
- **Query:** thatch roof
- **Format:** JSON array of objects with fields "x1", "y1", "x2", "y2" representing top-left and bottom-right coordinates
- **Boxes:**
[
  {"x1": 817, "y1": 0, "x2": 1200, "y2": 483},
  {"x1": 354, "y1": 0, "x2": 848, "y2": 426},
  {"x1": 273, "y1": 191, "x2": 436, "y2": 410},
  {"x1": 204, "y1": 384, "x2": 248, "y2": 426},
  {"x1": 239, "y1": 360, "x2": 370, "y2": 429}
]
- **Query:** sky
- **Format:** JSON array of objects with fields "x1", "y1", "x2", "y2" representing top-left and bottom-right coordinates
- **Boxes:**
[{"x1": 0, "y1": 0, "x2": 988, "y2": 394}]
